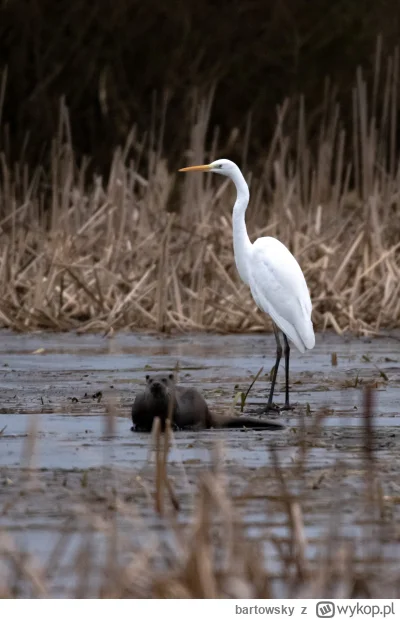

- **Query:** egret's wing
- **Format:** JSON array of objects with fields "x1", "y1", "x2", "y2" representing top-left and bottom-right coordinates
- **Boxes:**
[{"x1": 249, "y1": 237, "x2": 315, "y2": 352}]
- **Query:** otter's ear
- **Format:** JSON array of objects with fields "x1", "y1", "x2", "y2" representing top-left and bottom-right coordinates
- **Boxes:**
[
  {"x1": 169, "y1": 373, "x2": 174, "y2": 380},
  {"x1": 145, "y1": 374, "x2": 150, "y2": 381}
]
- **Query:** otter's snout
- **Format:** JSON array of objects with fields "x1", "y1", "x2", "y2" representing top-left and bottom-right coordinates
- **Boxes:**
[{"x1": 150, "y1": 381, "x2": 164, "y2": 395}]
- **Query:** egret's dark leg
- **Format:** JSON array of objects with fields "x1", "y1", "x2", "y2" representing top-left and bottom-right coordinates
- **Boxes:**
[
  {"x1": 281, "y1": 334, "x2": 294, "y2": 411},
  {"x1": 263, "y1": 323, "x2": 282, "y2": 412}
]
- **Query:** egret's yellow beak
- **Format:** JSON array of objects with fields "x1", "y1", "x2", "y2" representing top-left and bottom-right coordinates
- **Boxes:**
[{"x1": 178, "y1": 164, "x2": 212, "y2": 172}]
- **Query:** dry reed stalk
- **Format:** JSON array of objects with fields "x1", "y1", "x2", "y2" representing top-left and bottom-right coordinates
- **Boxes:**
[
  {"x1": 270, "y1": 445, "x2": 309, "y2": 582},
  {"x1": 163, "y1": 391, "x2": 180, "y2": 513},
  {"x1": 180, "y1": 475, "x2": 219, "y2": 598},
  {"x1": 153, "y1": 417, "x2": 164, "y2": 515},
  {"x1": 152, "y1": 397, "x2": 180, "y2": 516},
  {"x1": 1, "y1": 537, "x2": 48, "y2": 598}
]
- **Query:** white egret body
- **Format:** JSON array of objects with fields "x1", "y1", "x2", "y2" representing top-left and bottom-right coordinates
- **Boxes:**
[{"x1": 179, "y1": 158, "x2": 315, "y2": 411}]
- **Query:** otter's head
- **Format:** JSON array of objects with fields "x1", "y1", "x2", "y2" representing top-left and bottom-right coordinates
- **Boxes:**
[{"x1": 146, "y1": 373, "x2": 174, "y2": 398}]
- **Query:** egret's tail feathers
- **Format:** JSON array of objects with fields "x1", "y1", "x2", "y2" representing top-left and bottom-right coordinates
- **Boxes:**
[
  {"x1": 271, "y1": 310, "x2": 315, "y2": 354},
  {"x1": 302, "y1": 322, "x2": 316, "y2": 350},
  {"x1": 287, "y1": 327, "x2": 315, "y2": 353}
]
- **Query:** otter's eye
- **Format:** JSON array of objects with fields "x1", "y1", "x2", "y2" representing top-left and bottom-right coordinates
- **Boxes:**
[
  {"x1": 162, "y1": 378, "x2": 167, "y2": 384},
  {"x1": 148, "y1": 378, "x2": 153, "y2": 384}
]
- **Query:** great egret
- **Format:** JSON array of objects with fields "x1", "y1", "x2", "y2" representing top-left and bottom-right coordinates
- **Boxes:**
[{"x1": 179, "y1": 159, "x2": 315, "y2": 412}]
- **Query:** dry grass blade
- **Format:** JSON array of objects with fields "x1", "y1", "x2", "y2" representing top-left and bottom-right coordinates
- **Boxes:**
[
  {"x1": 163, "y1": 417, "x2": 180, "y2": 513},
  {"x1": 270, "y1": 444, "x2": 309, "y2": 581},
  {"x1": 243, "y1": 366, "x2": 264, "y2": 403},
  {"x1": 153, "y1": 417, "x2": 164, "y2": 515}
]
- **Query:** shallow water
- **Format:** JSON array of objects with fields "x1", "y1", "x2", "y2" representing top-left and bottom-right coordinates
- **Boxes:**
[{"x1": 1, "y1": 330, "x2": 400, "y2": 597}]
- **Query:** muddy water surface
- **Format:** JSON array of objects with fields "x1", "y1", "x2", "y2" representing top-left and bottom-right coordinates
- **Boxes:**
[{"x1": 1, "y1": 330, "x2": 400, "y2": 596}]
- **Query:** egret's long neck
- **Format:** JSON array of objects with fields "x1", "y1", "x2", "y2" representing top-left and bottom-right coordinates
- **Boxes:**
[{"x1": 230, "y1": 168, "x2": 252, "y2": 285}]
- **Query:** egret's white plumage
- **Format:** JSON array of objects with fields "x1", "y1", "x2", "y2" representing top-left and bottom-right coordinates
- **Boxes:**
[
  {"x1": 179, "y1": 158, "x2": 315, "y2": 410},
  {"x1": 250, "y1": 237, "x2": 315, "y2": 353}
]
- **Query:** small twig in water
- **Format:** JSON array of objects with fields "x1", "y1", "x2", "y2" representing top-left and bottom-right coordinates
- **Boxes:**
[{"x1": 234, "y1": 366, "x2": 264, "y2": 412}]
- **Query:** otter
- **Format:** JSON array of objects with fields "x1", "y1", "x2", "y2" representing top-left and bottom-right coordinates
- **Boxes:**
[{"x1": 131, "y1": 373, "x2": 285, "y2": 432}]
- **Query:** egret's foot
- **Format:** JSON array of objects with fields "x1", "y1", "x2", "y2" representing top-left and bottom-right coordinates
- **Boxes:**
[
  {"x1": 264, "y1": 403, "x2": 282, "y2": 413},
  {"x1": 248, "y1": 403, "x2": 281, "y2": 415},
  {"x1": 280, "y1": 403, "x2": 295, "y2": 411}
]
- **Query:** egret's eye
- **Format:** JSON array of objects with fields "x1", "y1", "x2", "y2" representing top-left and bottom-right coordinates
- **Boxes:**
[{"x1": 218, "y1": 164, "x2": 223, "y2": 169}]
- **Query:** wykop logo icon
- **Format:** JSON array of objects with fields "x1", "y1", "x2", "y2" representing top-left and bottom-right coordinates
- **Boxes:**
[{"x1": 316, "y1": 602, "x2": 335, "y2": 618}]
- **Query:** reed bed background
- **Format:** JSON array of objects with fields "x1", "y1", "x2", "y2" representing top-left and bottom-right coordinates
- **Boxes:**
[{"x1": 1, "y1": 50, "x2": 400, "y2": 336}]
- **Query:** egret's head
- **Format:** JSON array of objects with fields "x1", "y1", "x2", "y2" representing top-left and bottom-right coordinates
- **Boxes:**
[{"x1": 179, "y1": 158, "x2": 238, "y2": 177}]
